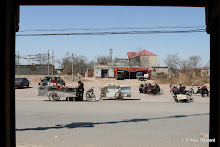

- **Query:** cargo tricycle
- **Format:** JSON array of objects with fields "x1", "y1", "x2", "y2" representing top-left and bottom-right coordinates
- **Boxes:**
[{"x1": 100, "y1": 84, "x2": 131, "y2": 100}]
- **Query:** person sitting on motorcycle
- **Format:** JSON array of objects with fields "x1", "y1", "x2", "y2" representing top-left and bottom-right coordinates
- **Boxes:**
[
  {"x1": 142, "y1": 83, "x2": 148, "y2": 94},
  {"x1": 155, "y1": 83, "x2": 160, "y2": 93},
  {"x1": 139, "y1": 83, "x2": 144, "y2": 93},
  {"x1": 179, "y1": 84, "x2": 186, "y2": 94},
  {"x1": 145, "y1": 83, "x2": 152, "y2": 94},
  {"x1": 147, "y1": 83, "x2": 152, "y2": 89},
  {"x1": 201, "y1": 86, "x2": 209, "y2": 97}
]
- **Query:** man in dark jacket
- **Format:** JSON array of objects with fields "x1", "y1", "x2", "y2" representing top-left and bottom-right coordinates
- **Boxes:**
[
  {"x1": 142, "y1": 83, "x2": 148, "y2": 94},
  {"x1": 201, "y1": 86, "x2": 209, "y2": 97},
  {"x1": 139, "y1": 83, "x2": 144, "y2": 93},
  {"x1": 78, "y1": 81, "x2": 84, "y2": 100}
]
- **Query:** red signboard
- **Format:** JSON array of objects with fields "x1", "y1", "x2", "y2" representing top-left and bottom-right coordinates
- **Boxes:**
[{"x1": 115, "y1": 67, "x2": 149, "y2": 72}]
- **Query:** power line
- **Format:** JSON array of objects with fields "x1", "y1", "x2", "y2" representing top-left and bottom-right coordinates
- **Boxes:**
[
  {"x1": 15, "y1": 52, "x2": 51, "y2": 63},
  {"x1": 18, "y1": 25, "x2": 205, "y2": 32},
  {"x1": 16, "y1": 28, "x2": 206, "y2": 36}
]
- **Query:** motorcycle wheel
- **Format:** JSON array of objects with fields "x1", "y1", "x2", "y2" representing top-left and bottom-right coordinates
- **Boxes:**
[
  {"x1": 159, "y1": 89, "x2": 163, "y2": 95},
  {"x1": 49, "y1": 92, "x2": 60, "y2": 101},
  {"x1": 115, "y1": 92, "x2": 123, "y2": 100}
]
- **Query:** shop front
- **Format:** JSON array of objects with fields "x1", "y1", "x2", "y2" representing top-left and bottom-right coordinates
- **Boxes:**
[
  {"x1": 94, "y1": 66, "x2": 115, "y2": 78},
  {"x1": 115, "y1": 66, "x2": 151, "y2": 79}
]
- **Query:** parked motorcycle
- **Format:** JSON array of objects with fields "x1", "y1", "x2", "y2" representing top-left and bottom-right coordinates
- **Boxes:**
[
  {"x1": 194, "y1": 86, "x2": 202, "y2": 94},
  {"x1": 187, "y1": 84, "x2": 209, "y2": 97},
  {"x1": 86, "y1": 87, "x2": 96, "y2": 101},
  {"x1": 170, "y1": 83, "x2": 186, "y2": 95},
  {"x1": 146, "y1": 83, "x2": 163, "y2": 95}
]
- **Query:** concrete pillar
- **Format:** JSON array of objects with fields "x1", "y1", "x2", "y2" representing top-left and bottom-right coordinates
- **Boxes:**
[
  {"x1": 209, "y1": 0, "x2": 220, "y2": 146},
  {"x1": 1, "y1": 0, "x2": 17, "y2": 146}
]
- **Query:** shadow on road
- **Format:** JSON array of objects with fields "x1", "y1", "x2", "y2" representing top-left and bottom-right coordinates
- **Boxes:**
[
  {"x1": 15, "y1": 86, "x2": 33, "y2": 89},
  {"x1": 16, "y1": 113, "x2": 209, "y2": 131}
]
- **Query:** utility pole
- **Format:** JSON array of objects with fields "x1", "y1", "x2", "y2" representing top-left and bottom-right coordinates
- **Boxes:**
[
  {"x1": 17, "y1": 51, "x2": 19, "y2": 76},
  {"x1": 72, "y1": 52, "x2": 74, "y2": 81},
  {"x1": 110, "y1": 48, "x2": 113, "y2": 62},
  {"x1": 48, "y1": 49, "x2": 50, "y2": 76},
  {"x1": 52, "y1": 50, "x2": 54, "y2": 76}
]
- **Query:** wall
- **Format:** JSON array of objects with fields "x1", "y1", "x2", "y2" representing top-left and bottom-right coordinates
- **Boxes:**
[
  {"x1": 86, "y1": 69, "x2": 94, "y2": 77},
  {"x1": 94, "y1": 66, "x2": 115, "y2": 78},
  {"x1": 151, "y1": 67, "x2": 169, "y2": 79},
  {"x1": 15, "y1": 64, "x2": 54, "y2": 75},
  {"x1": 129, "y1": 56, "x2": 140, "y2": 66},
  {"x1": 151, "y1": 67, "x2": 169, "y2": 74},
  {"x1": 201, "y1": 70, "x2": 210, "y2": 76},
  {"x1": 140, "y1": 55, "x2": 157, "y2": 67},
  {"x1": 95, "y1": 68, "x2": 101, "y2": 78},
  {"x1": 108, "y1": 68, "x2": 115, "y2": 77}
]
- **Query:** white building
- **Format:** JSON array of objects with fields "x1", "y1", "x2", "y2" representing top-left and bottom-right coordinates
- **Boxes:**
[{"x1": 94, "y1": 65, "x2": 115, "y2": 78}]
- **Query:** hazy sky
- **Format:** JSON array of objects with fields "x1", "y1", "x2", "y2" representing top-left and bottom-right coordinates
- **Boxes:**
[{"x1": 16, "y1": 6, "x2": 209, "y2": 68}]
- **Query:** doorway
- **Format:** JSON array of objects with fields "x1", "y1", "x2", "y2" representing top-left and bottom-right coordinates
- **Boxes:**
[{"x1": 101, "y1": 69, "x2": 108, "y2": 78}]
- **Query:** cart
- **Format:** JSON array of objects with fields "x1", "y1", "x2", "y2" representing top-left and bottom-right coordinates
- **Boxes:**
[
  {"x1": 100, "y1": 84, "x2": 131, "y2": 100},
  {"x1": 172, "y1": 93, "x2": 193, "y2": 103},
  {"x1": 38, "y1": 85, "x2": 78, "y2": 101}
]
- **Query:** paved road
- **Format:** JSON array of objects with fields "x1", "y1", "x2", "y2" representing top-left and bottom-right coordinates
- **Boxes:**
[{"x1": 16, "y1": 99, "x2": 209, "y2": 147}]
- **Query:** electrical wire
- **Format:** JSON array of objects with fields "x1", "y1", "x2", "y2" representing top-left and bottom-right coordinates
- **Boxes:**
[
  {"x1": 18, "y1": 25, "x2": 205, "y2": 32},
  {"x1": 16, "y1": 28, "x2": 206, "y2": 36}
]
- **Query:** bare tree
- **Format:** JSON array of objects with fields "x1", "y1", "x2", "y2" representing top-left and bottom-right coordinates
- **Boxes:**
[
  {"x1": 87, "y1": 60, "x2": 95, "y2": 69},
  {"x1": 164, "y1": 53, "x2": 181, "y2": 69},
  {"x1": 205, "y1": 59, "x2": 210, "y2": 68},
  {"x1": 188, "y1": 56, "x2": 202, "y2": 69},
  {"x1": 73, "y1": 55, "x2": 88, "y2": 74},
  {"x1": 58, "y1": 52, "x2": 72, "y2": 74},
  {"x1": 180, "y1": 60, "x2": 192, "y2": 73},
  {"x1": 58, "y1": 52, "x2": 88, "y2": 75},
  {"x1": 96, "y1": 55, "x2": 111, "y2": 65}
]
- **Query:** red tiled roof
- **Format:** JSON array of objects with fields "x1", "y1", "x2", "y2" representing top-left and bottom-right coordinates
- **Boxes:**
[
  {"x1": 127, "y1": 50, "x2": 156, "y2": 59},
  {"x1": 127, "y1": 52, "x2": 137, "y2": 59}
]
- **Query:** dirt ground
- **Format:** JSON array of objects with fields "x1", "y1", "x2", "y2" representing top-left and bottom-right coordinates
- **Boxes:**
[
  {"x1": 16, "y1": 74, "x2": 155, "y2": 87},
  {"x1": 15, "y1": 75, "x2": 210, "y2": 103},
  {"x1": 15, "y1": 75, "x2": 210, "y2": 88}
]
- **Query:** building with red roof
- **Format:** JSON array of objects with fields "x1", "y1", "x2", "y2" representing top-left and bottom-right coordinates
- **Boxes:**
[
  {"x1": 127, "y1": 50, "x2": 157, "y2": 67},
  {"x1": 127, "y1": 50, "x2": 156, "y2": 59},
  {"x1": 94, "y1": 49, "x2": 158, "y2": 79}
]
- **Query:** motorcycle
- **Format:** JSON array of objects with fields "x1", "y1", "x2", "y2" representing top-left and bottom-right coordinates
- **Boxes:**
[
  {"x1": 146, "y1": 84, "x2": 163, "y2": 95},
  {"x1": 86, "y1": 87, "x2": 96, "y2": 101},
  {"x1": 194, "y1": 86, "x2": 202, "y2": 94},
  {"x1": 170, "y1": 83, "x2": 186, "y2": 95}
]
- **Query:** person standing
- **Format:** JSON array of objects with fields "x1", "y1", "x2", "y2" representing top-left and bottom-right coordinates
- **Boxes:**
[{"x1": 78, "y1": 81, "x2": 84, "y2": 100}]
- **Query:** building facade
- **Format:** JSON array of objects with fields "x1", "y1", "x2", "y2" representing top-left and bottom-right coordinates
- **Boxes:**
[
  {"x1": 127, "y1": 50, "x2": 157, "y2": 67},
  {"x1": 94, "y1": 50, "x2": 158, "y2": 79},
  {"x1": 94, "y1": 65, "x2": 115, "y2": 78}
]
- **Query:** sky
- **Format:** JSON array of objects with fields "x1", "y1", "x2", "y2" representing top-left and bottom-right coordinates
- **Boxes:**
[{"x1": 16, "y1": 6, "x2": 210, "y2": 68}]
